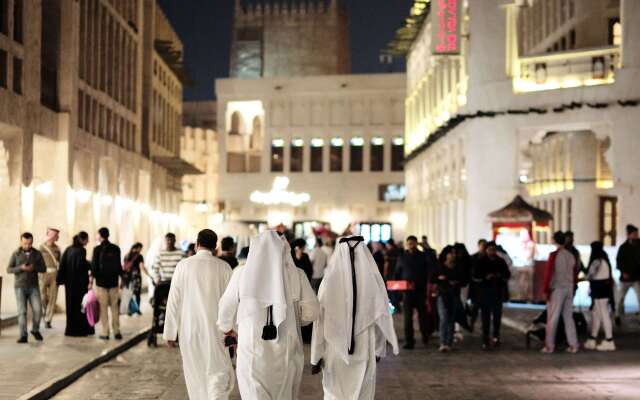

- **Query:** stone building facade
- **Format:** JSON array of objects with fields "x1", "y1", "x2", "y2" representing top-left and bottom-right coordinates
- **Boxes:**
[
  {"x1": 400, "y1": 0, "x2": 640, "y2": 250},
  {"x1": 215, "y1": 74, "x2": 407, "y2": 240},
  {"x1": 229, "y1": 0, "x2": 350, "y2": 78},
  {"x1": 0, "y1": 0, "x2": 191, "y2": 315}
]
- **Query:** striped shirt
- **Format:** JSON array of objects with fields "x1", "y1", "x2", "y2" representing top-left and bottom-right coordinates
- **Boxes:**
[{"x1": 153, "y1": 249, "x2": 185, "y2": 282}]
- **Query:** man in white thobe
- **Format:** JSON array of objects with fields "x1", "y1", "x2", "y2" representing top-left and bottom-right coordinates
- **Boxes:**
[
  {"x1": 311, "y1": 236, "x2": 399, "y2": 400},
  {"x1": 164, "y1": 229, "x2": 234, "y2": 399},
  {"x1": 218, "y1": 230, "x2": 320, "y2": 400}
]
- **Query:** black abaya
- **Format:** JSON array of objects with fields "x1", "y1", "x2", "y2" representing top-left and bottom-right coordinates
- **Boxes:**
[{"x1": 57, "y1": 245, "x2": 95, "y2": 336}]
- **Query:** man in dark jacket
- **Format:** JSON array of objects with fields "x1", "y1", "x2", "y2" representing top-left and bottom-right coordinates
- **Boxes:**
[
  {"x1": 395, "y1": 236, "x2": 432, "y2": 349},
  {"x1": 7, "y1": 232, "x2": 46, "y2": 343},
  {"x1": 90, "y1": 227, "x2": 123, "y2": 340},
  {"x1": 615, "y1": 224, "x2": 640, "y2": 325},
  {"x1": 472, "y1": 241, "x2": 511, "y2": 349}
]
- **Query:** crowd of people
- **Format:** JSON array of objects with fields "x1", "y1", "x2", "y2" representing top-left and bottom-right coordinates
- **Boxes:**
[{"x1": 5, "y1": 222, "x2": 640, "y2": 398}]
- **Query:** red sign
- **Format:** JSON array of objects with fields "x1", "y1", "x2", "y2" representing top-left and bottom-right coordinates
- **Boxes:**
[{"x1": 431, "y1": 0, "x2": 462, "y2": 55}]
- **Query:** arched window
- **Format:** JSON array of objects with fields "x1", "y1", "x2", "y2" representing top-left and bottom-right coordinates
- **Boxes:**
[
  {"x1": 250, "y1": 116, "x2": 262, "y2": 151},
  {"x1": 229, "y1": 111, "x2": 242, "y2": 135}
]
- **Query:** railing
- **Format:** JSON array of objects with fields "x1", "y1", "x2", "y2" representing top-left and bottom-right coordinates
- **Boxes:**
[{"x1": 513, "y1": 46, "x2": 621, "y2": 93}]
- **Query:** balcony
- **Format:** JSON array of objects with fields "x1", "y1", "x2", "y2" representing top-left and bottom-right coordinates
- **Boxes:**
[{"x1": 513, "y1": 46, "x2": 621, "y2": 93}]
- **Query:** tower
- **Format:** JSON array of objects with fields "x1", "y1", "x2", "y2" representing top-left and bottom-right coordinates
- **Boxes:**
[{"x1": 230, "y1": 0, "x2": 351, "y2": 78}]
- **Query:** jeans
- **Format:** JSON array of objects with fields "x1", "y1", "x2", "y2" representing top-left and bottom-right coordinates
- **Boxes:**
[
  {"x1": 403, "y1": 289, "x2": 430, "y2": 345},
  {"x1": 437, "y1": 292, "x2": 456, "y2": 347},
  {"x1": 546, "y1": 288, "x2": 578, "y2": 350},
  {"x1": 15, "y1": 287, "x2": 42, "y2": 337},
  {"x1": 615, "y1": 281, "x2": 640, "y2": 318},
  {"x1": 478, "y1": 287, "x2": 503, "y2": 345}
]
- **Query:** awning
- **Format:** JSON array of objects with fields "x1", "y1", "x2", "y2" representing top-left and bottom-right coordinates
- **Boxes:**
[
  {"x1": 153, "y1": 156, "x2": 203, "y2": 176},
  {"x1": 488, "y1": 195, "x2": 553, "y2": 225}
]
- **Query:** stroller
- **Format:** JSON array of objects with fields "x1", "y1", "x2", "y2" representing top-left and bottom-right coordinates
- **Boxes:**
[
  {"x1": 147, "y1": 280, "x2": 171, "y2": 347},
  {"x1": 525, "y1": 309, "x2": 588, "y2": 349}
]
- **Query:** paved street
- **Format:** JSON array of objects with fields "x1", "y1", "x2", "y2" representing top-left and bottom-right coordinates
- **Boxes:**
[{"x1": 52, "y1": 309, "x2": 640, "y2": 400}]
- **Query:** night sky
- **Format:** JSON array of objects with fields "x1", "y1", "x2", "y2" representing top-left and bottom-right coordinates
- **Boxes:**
[{"x1": 157, "y1": 0, "x2": 414, "y2": 101}]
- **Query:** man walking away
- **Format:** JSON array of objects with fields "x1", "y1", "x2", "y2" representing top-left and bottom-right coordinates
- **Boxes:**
[
  {"x1": 164, "y1": 230, "x2": 235, "y2": 399},
  {"x1": 153, "y1": 233, "x2": 184, "y2": 283},
  {"x1": 615, "y1": 224, "x2": 640, "y2": 326},
  {"x1": 218, "y1": 236, "x2": 239, "y2": 269},
  {"x1": 309, "y1": 237, "x2": 328, "y2": 292},
  {"x1": 39, "y1": 227, "x2": 61, "y2": 329},
  {"x1": 395, "y1": 236, "x2": 431, "y2": 349},
  {"x1": 91, "y1": 227, "x2": 123, "y2": 340},
  {"x1": 541, "y1": 231, "x2": 579, "y2": 354},
  {"x1": 8, "y1": 232, "x2": 46, "y2": 343}
]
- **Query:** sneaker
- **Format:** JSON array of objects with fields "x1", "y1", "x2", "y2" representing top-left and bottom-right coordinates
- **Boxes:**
[
  {"x1": 584, "y1": 338, "x2": 597, "y2": 350},
  {"x1": 566, "y1": 346, "x2": 579, "y2": 354},
  {"x1": 30, "y1": 331, "x2": 43, "y2": 341},
  {"x1": 540, "y1": 346, "x2": 554, "y2": 354},
  {"x1": 17, "y1": 336, "x2": 28, "y2": 344},
  {"x1": 114, "y1": 333, "x2": 123, "y2": 340},
  {"x1": 45, "y1": 321, "x2": 52, "y2": 329},
  {"x1": 438, "y1": 345, "x2": 450, "y2": 353},
  {"x1": 596, "y1": 340, "x2": 616, "y2": 352},
  {"x1": 454, "y1": 332, "x2": 464, "y2": 343}
]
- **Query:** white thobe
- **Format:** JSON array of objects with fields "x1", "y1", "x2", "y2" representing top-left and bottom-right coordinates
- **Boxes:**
[
  {"x1": 218, "y1": 265, "x2": 319, "y2": 400},
  {"x1": 311, "y1": 239, "x2": 398, "y2": 400},
  {"x1": 163, "y1": 250, "x2": 235, "y2": 400}
]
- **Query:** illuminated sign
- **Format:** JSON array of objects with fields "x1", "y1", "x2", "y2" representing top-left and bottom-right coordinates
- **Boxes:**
[
  {"x1": 431, "y1": 0, "x2": 462, "y2": 55},
  {"x1": 378, "y1": 184, "x2": 406, "y2": 202}
]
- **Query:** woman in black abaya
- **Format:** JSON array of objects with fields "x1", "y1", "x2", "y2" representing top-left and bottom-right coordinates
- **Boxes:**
[{"x1": 57, "y1": 231, "x2": 94, "y2": 336}]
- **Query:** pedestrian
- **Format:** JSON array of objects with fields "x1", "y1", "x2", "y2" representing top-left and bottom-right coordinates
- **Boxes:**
[
  {"x1": 584, "y1": 241, "x2": 616, "y2": 351},
  {"x1": 564, "y1": 231, "x2": 585, "y2": 274},
  {"x1": 57, "y1": 231, "x2": 94, "y2": 337},
  {"x1": 218, "y1": 230, "x2": 319, "y2": 400},
  {"x1": 473, "y1": 241, "x2": 511, "y2": 350},
  {"x1": 371, "y1": 241, "x2": 386, "y2": 279},
  {"x1": 452, "y1": 243, "x2": 472, "y2": 337},
  {"x1": 614, "y1": 224, "x2": 640, "y2": 326},
  {"x1": 90, "y1": 227, "x2": 123, "y2": 340},
  {"x1": 541, "y1": 231, "x2": 579, "y2": 354},
  {"x1": 186, "y1": 243, "x2": 196, "y2": 257},
  {"x1": 218, "y1": 236, "x2": 239, "y2": 269},
  {"x1": 292, "y1": 238, "x2": 313, "y2": 282},
  {"x1": 309, "y1": 237, "x2": 328, "y2": 292},
  {"x1": 122, "y1": 242, "x2": 151, "y2": 310},
  {"x1": 152, "y1": 233, "x2": 184, "y2": 283},
  {"x1": 384, "y1": 238, "x2": 403, "y2": 313},
  {"x1": 434, "y1": 246, "x2": 466, "y2": 352},
  {"x1": 310, "y1": 236, "x2": 399, "y2": 399},
  {"x1": 164, "y1": 229, "x2": 235, "y2": 399},
  {"x1": 468, "y1": 239, "x2": 487, "y2": 331},
  {"x1": 395, "y1": 236, "x2": 432, "y2": 349},
  {"x1": 7, "y1": 232, "x2": 46, "y2": 343},
  {"x1": 39, "y1": 227, "x2": 61, "y2": 329},
  {"x1": 421, "y1": 235, "x2": 438, "y2": 265}
]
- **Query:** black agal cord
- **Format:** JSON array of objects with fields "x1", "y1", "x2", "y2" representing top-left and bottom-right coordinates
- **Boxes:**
[{"x1": 339, "y1": 236, "x2": 364, "y2": 355}]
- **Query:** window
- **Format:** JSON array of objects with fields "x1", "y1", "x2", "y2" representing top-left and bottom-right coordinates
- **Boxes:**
[
  {"x1": 0, "y1": 0, "x2": 7, "y2": 35},
  {"x1": 391, "y1": 137, "x2": 404, "y2": 171},
  {"x1": 599, "y1": 196, "x2": 617, "y2": 246},
  {"x1": 12, "y1": 57, "x2": 22, "y2": 94},
  {"x1": 13, "y1": 0, "x2": 22, "y2": 43},
  {"x1": 290, "y1": 138, "x2": 304, "y2": 172},
  {"x1": 609, "y1": 19, "x2": 622, "y2": 46},
  {"x1": 310, "y1": 138, "x2": 324, "y2": 172},
  {"x1": 0, "y1": 49, "x2": 6, "y2": 88},
  {"x1": 370, "y1": 137, "x2": 384, "y2": 172},
  {"x1": 330, "y1": 137, "x2": 343, "y2": 172},
  {"x1": 270, "y1": 139, "x2": 284, "y2": 172},
  {"x1": 350, "y1": 137, "x2": 364, "y2": 172}
]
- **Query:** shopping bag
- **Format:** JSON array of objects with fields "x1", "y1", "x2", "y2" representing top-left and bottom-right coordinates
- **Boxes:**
[
  {"x1": 82, "y1": 289, "x2": 100, "y2": 327},
  {"x1": 386, "y1": 280, "x2": 415, "y2": 291},
  {"x1": 128, "y1": 297, "x2": 140, "y2": 315},
  {"x1": 120, "y1": 286, "x2": 133, "y2": 315}
]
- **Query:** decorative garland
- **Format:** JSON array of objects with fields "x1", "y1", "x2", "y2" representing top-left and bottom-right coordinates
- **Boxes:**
[{"x1": 405, "y1": 97, "x2": 640, "y2": 163}]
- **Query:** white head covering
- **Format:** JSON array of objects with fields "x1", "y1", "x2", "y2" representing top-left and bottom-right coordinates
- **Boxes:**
[
  {"x1": 319, "y1": 237, "x2": 398, "y2": 362},
  {"x1": 238, "y1": 230, "x2": 300, "y2": 335}
]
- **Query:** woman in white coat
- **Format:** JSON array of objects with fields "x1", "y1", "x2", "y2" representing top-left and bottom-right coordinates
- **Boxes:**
[
  {"x1": 218, "y1": 230, "x2": 320, "y2": 399},
  {"x1": 310, "y1": 236, "x2": 399, "y2": 400}
]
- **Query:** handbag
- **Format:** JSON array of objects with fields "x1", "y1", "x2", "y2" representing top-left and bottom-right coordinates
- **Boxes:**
[
  {"x1": 123, "y1": 254, "x2": 139, "y2": 273},
  {"x1": 128, "y1": 297, "x2": 140, "y2": 315},
  {"x1": 261, "y1": 305, "x2": 277, "y2": 341}
]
